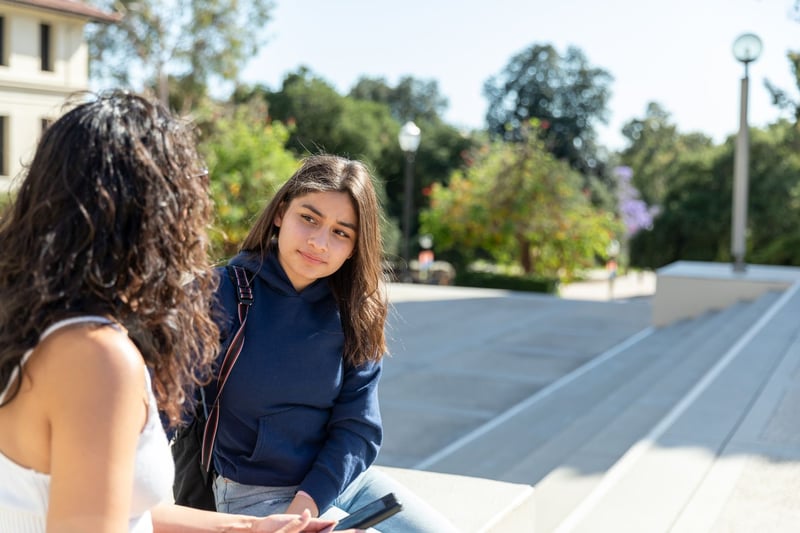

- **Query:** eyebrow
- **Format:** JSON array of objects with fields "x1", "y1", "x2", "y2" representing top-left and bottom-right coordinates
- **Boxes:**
[{"x1": 301, "y1": 203, "x2": 358, "y2": 232}]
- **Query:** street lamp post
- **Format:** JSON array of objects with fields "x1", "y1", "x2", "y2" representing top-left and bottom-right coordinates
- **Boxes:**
[
  {"x1": 731, "y1": 33, "x2": 762, "y2": 272},
  {"x1": 398, "y1": 121, "x2": 421, "y2": 281}
]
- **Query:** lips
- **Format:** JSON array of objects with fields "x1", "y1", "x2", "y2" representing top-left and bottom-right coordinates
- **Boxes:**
[{"x1": 298, "y1": 250, "x2": 325, "y2": 265}]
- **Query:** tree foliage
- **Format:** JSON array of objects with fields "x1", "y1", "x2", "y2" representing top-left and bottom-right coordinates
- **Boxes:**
[
  {"x1": 629, "y1": 121, "x2": 800, "y2": 269},
  {"x1": 236, "y1": 68, "x2": 397, "y2": 164},
  {"x1": 421, "y1": 124, "x2": 620, "y2": 281},
  {"x1": 87, "y1": 0, "x2": 273, "y2": 111},
  {"x1": 347, "y1": 75, "x2": 475, "y2": 250},
  {"x1": 198, "y1": 99, "x2": 298, "y2": 261},
  {"x1": 349, "y1": 75, "x2": 448, "y2": 123},
  {"x1": 765, "y1": 51, "x2": 800, "y2": 125},
  {"x1": 484, "y1": 43, "x2": 612, "y2": 177},
  {"x1": 618, "y1": 102, "x2": 713, "y2": 207}
]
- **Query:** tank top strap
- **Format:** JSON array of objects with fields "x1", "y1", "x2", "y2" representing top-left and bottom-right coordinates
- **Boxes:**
[
  {"x1": 39, "y1": 315, "x2": 118, "y2": 341},
  {"x1": 0, "y1": 315, "x2": 120, "y2": 404}
]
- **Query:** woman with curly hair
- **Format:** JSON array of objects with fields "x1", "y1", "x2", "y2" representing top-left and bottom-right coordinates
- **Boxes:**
[{"x1": 0, "y1": 91, "x2": 351, "y2": 533}]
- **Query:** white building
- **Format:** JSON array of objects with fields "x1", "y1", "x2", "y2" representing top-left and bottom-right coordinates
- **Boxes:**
[{"x1": 0, "y1": 0, "x2": 116, "y2": 191}]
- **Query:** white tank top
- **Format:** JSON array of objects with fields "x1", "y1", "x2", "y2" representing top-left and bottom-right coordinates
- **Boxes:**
[{"x1": 0, "y1": 316, "x2": 175, "y2": 533}]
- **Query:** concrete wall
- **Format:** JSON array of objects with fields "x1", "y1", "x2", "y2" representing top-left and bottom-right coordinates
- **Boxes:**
[
  {"x1": 0, "y1": 2, "x2": 92, "y2": 190},
  {"x1": 653, "y1": 261, "x2": 800, "y2": 327}
]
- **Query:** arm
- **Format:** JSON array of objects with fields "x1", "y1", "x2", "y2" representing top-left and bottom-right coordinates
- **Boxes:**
[
  {"x1": 285, "y1": 490, "x2": 320, "y2": 518},
  {"x1": 38, "y1": 327, "x2": 349, "y2": 533},
  {"x1": 43, "y1": 328, "x2": 148, "y2": 533},
  {"x1": 152, "y1": 505, "x2": 347, "y2": 533},
  {"x1": 287, "y1": 360, "x2": 383, "y2": 515}
]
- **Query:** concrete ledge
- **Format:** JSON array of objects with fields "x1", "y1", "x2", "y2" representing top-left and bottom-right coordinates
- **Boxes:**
[
  {"x1": 652, "y1": 261, "x2": 800, "y2": 326},
  {"x1": 375, "y1": 466, "x2": 535, "y2": 532}
]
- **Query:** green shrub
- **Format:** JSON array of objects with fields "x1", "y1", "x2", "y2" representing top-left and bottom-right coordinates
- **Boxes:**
[{"x1": 454, "y1": 270, "x2": 559, "y2": 294}]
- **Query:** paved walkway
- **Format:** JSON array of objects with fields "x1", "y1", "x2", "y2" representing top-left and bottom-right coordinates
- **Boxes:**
[
  {"x1": 558, "y1": 269, "x2": 657, "y2": 301},
  {"x1": 378, "y1": 282, "x2": 653, "y2": 468}
]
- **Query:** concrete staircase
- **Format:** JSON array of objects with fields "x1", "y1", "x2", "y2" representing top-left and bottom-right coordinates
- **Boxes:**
[
  {"x1": 378, "y1": 283, "x2": 800, "y2": 532},
  {"x1": 551, "y1": 283, "x2": 800, "y2": 532}
]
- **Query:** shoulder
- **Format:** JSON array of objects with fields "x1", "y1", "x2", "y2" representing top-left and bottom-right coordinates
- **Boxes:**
[
  {"x1": 214, "y1": 264, "x2": 252, "y2": 300},
  {"x1": 212, "y1": 266, "x2": 238, "y2": 318},
  {"x1": 41, "y1": 323, "x2": 142, "y2": 375},
  {"x1": 30, "y1": 324, "x2": 146, "y2": 410},
  {"x1": 23, "y1": 324, "x2": 149, "y2": 481}
]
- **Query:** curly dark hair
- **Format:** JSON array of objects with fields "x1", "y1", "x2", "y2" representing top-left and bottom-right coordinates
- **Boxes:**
[
  {"x1": 241, "y1": 154, "x2": 388, "y2": 367},
  {"x1": 0, "y1": 90, "x2": 219, "y2": 425}
]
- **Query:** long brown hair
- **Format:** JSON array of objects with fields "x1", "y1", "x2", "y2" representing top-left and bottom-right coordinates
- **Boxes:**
[
  {"x1": 0, "y1": 91, "x2": 219, "y2": 425},
  {"x1": 242, "y1": 154, "x2": 388, "y2": 366}
]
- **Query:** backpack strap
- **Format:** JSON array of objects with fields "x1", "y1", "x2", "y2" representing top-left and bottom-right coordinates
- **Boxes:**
[{"x1": 201, "y1": 265, "x2": 253, "y2": 472}]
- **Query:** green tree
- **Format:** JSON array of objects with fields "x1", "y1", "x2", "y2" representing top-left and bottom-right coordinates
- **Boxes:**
[
  {"x1": 367, "y1": 117, "x2": 474, "y2": 257},
  {"x1": 0, "y1": 189, "x2": 14, "y2": 212},
  {"x1": 742, "y1": 122, "x2": 800, "y2": 265},
  {"x1": 349, "y1": 75, "x2": 448, "y2": 123},
  {"x1": 421, "y1": 124, "x2": 619, "y2": 281},
  {"x1": 87, "y1": 0, "x2": 273, "y2": 110},
  {"x1": 347, "y1": 75, "x2": 475, "y2": 253},
  {"x1": 484, "y1": 43, "x2": 612, "y2": 177},
  {"x1": 618, "y1": 102, "x2": 713, "y2": 207},
  {"x1": 237, "y1": 68, "x2": 396, "y2": 164},
  {"x1": 199, "y1": 99, "x2": 298, "y2": 261},
  {"x1": 766, "y1": 51, "x2": 800, "y2": 125},
  {"x1": 629, "y1": 121, "x2": 800, "y2": 269},
  {"x1": 629, "y1": 146, "x2": 726, "y2": 269}
]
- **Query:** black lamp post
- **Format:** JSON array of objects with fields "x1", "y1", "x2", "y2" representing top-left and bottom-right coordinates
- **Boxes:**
[
  {"x1": 398, "y1": 121, "x2": 421, "y2": 281},
  {"x1": 731, "y1": 33, "x2": 762, "y2": 272}
]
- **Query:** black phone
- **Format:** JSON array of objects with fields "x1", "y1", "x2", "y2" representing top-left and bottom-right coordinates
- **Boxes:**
[{"x1": 332, "y1": 493, "x2": 403, "y2": 531}]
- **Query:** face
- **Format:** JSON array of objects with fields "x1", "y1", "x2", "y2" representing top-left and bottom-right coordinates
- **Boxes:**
[{"x1": 274, "y1": 191, "x2": 358, "y2": 291}]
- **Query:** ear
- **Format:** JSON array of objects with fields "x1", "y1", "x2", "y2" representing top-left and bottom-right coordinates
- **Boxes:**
[{"x1": 273, "y1": 202, "x2": 286, "y2": 227}]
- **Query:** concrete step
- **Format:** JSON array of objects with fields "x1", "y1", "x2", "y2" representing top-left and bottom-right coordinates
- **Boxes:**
[
  {"x1": 671, "y1": 305, "x2": 800, "y2": 532},
  {"x1": 375, "y1": 466, "x2": 535, "y2": 533},
  {"x1": 403, "y1": 291, "x2": 781, "y2": 532},
  {"x1": 421, "y1": 291, "x2": 778, "y2": 476},
  {"x1": 528, "y1": 292, "x2": 783, "y2": 531},
  {"x1": 552, "y1": 285, "x2": 800, "y2": 532}
]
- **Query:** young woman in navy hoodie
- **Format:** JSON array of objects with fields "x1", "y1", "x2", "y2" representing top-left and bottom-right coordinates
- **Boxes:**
[{"x1": 207, "y1": 154, "x2": 458, "y2": 532}]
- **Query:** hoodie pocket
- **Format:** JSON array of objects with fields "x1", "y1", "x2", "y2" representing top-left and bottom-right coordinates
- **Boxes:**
[{"x1": 248, "y1": 406, "x2": 330, "y2": 484}]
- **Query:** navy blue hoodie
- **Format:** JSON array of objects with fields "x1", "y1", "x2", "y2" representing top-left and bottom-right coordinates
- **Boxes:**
[{"x1": 206, "y1": 251, "x2": 383, "y2": 512}]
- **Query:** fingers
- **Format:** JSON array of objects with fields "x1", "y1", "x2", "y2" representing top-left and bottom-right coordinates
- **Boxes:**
[{"x1": 275, "y1": 509, "x2": 311, "y2": 533}]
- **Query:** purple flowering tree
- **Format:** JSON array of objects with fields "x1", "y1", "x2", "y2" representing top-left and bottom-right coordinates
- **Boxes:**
[{"x1": 613, "y1": 166, "x2": 658, "y2": 238}]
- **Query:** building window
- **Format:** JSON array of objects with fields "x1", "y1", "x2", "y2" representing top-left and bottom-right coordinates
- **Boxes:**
[
  {"x1": 0, "y1": 116, "x2": 7, "y2": 176},
  {"x1": 0, "y1": 17, "x2": 6, "y2": 66},
  {"x1": 40, "y1": 23, "x2": 52, "y2": 71}
]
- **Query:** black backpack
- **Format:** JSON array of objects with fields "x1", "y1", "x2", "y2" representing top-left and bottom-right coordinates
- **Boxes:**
[{"x1": 171, "y1": 265, "x2": 253, "y2": 509}]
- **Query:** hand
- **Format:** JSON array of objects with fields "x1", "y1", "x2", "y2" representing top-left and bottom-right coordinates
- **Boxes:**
[
  {"x1": 252, "y1": 510, "x2": 363, "y2": 533},
  {"x1": 285, "y1": 490, "x2": 319, "y2": 517}
]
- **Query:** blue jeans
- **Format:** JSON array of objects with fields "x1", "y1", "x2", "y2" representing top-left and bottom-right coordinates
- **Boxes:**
[
  {"x1": 213, "y1": 476, "x2": 298, "y2": 516},
  {"x1": 213, "y1": 467, "x2": 460, "y2": 533}
]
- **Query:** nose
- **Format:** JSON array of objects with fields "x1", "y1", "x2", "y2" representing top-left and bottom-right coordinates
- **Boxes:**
[{"x1": 307, "y1": 228, "x2": 329, "y2": 251}]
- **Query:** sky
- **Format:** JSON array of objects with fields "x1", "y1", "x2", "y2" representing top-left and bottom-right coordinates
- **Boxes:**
[{"x1": 239, "y1": 0, "x2": 800, "y2": 152}]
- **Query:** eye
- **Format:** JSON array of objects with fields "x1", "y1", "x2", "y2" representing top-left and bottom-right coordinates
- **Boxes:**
[
  {"x1": 334, "y1": 228, "x2": 352, "y2": 239},
  {"x1": 300, "y1": 214, "x2": 316, "y2": 224}
]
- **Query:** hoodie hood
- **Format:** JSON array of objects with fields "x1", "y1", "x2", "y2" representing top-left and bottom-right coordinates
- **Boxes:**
[{"x1": 228, "y1": 250, "x2": 332, "y2": 303}]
